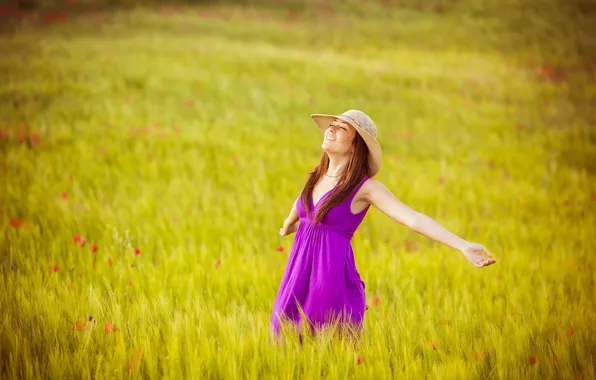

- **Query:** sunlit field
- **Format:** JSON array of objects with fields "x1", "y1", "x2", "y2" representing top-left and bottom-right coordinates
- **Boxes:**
[{"x1": 1, "y1": 0, "x2": 595, "y2": 378}]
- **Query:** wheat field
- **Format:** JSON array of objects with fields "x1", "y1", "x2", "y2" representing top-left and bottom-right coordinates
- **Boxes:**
[{"x1": 1, "y1": 0, "x2": 595, "y2": 378}]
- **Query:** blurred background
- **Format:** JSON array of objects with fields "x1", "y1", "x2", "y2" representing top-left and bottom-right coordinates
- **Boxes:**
[{"x1": 1, "y1": 0, "x2": 595, "y2": 378}]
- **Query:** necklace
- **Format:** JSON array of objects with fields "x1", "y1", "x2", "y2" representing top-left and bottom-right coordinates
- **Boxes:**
[{"x1": 325, "y1": 173, "x2": 341, "y2": 178}]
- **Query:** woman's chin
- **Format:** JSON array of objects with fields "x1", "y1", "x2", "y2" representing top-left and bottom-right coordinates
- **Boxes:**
[{"x1": 322, "y1": 141, "x2": 334, "y2": 150}]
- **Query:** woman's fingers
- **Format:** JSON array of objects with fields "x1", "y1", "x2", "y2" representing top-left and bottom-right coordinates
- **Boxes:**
[{"x1": 482, "y1": 246, "x2": 494, "y2": 259}]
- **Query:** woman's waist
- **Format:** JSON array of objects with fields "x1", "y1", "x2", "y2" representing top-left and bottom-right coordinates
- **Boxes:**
[{"x1": 298, "y1": 218, "x2": 354, "y2": 240}]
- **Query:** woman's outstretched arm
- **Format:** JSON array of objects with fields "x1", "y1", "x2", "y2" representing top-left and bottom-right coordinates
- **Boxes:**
[
  {"x1": 364, "y1": 179, "x2": 496, "y2": 268},
  {"x1": 279, "y1": 198, "x2": 300, "y2": 236}
]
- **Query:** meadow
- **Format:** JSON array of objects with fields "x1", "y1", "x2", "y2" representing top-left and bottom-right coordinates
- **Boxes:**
[{"x1": 1, "y1": 0, "x2": 595, "y2": 378}]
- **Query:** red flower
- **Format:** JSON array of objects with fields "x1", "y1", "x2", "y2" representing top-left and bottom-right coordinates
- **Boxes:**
[
  {"x1": 127, "y1": 280, "x2": 134, "y2": 286},
  {"x1": 134, "y1": 247, "x2": 141, "y2": 255},
  {"x1": 357, "y1": 355, "x2": 363, "y2": 365},
  {"x1": 61, "y1": 192, "x2": 68, "y2": 199},
  {"x1": 53, "y1": 264, "x2": 59, "y2": 272},
  {"x1": 568, "y1": 327, "x2": 574, "y2": 335},
  {"x1": 9, "y1": 218, "x2": 22, "y2": 228},
  {"x1": 372, "y1": 295, "x2": 380, "y2": 306},
  {"x1": 592, "y1": 193, "x2": 596, "y2": 201},
  {"x1": 30, "y1": 133, "x2": 40, "y2": 144},
  {"x1": 73, "y1": 234, "x2": 82, "y2": 243},
  {"x1": 107, "y1": 257, "x2": 114, "y2": 265},
  {"x1": 73, "y1": 320, "x2": 87, "y2": 331},
  {"x1": 105, "y1": 321, "x2": 117, "y2": 333},
  {"x1": 365, "y1": 304, "x2": 369, "y2": 312},
  {"x1": 529, "y1": 355, "x2": 537, "y2": 364},
  {"x1": 79, "y1": 239, "x2": 86, "y2": 247},
  {"x1": 276, "y1": 245, "x2": 284, "y2": 252},
  {"x1": 91, "y1": 244, "x2": 98, "y2": 253},
  {"x1": 404, "y1": 239, "x2": 418, "y2": 252},
  {"x1": 214, "y1": 258, "x2": 221, "y2": 269}
]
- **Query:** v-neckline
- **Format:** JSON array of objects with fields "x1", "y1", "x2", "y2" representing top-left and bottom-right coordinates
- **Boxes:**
[{"x1": 312, "y1": 186, "x2": 334, "y2": 209}]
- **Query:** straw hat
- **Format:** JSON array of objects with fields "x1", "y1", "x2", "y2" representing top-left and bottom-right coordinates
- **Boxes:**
[{"x1": 310, "y1": 110, "x2": 382, "y2": 177}]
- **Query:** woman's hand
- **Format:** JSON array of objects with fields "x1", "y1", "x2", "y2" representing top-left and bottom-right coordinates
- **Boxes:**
[
  {"x1": 460, "y1": 242, "x2": 496, "y2": 268},
  {"x1": 279, "y1": 219, "x2": 299, "y2": 236}
]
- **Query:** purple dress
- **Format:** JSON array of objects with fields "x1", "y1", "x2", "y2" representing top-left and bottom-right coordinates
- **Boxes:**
[{"x1": 271, "y1": 176, "x2": 371, "y2": 339}]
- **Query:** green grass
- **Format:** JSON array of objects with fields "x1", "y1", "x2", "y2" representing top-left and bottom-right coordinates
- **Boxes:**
[{"x1": 1, "y1": 0, "x2": 595, "y2": 378}]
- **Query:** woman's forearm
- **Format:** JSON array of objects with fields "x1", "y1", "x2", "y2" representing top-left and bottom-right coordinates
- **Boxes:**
[
  {"x1": 410, "y1": 213, "x2": 468, "y2": 252},
  {"x1": 285, "y1": 200, "x2": 299, "y2": 225}
]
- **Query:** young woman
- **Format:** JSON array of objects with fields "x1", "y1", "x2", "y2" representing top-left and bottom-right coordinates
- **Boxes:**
[{"x1": 270, "y1": 110, "x2": 496, "y2": 341}]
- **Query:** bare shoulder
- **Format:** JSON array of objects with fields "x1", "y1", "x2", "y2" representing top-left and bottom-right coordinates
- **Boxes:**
[{"x1": 361, "y1": 178, "x2": 387, "y2": 200}]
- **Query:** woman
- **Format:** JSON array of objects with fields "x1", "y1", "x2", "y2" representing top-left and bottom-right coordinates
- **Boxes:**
[{"x1": 270, "y1": 110, "x2": 496, "y2": 341}]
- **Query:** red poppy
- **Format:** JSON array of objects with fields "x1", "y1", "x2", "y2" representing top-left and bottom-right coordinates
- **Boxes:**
[
  {"x1": 53, "y1": 264, "x2": 59, "y2": 272},
  {"x1": 357, "y1": 355, "x2": 363, "y2": 365},
  {"x1": 568, "y1": 327, "x2": 574, "y2": 335},
  {"x1": 214, "y1": 258, "x2": 221, "y2": 269},
  {"x1": 91, "y1": 244, "x2": 98, "y2": 253},
  {"x1": 372, "y1": 295, "x2": 380, "y2": 306},
  {"x1": 365, "y1": 305, "x2": 369, "y2": 312},
  {"x1": 107, "y1": 257, "x2": 114, "y2": 265},
  {"x1": 529, "y1": 355, "x2": 537, "y2": 364},
  {"x1": 73, "y1": 234, "x2": 82, "y2": 243},
  {"x1": 79, "y1": 239, "x2": 86, "y2": 247},
  {"x1": 592, "y1": 193, "x2": 596, "y2": 201},
  {"x1": 73, "y1": 320, "x2": 87, "y2": 331},
  {"x1": 9, "y1": 218, "x2": 22, "y2": 228},
  {"x1": 276, "y1": 245, "x2": 284, "y2": 252},
  {"x1": 134, "y1": 248, "x2": 141, "y2": 255},
  {"x1": 403, "y1": 240, "x2": 418, "y2": 252},
  {"x1": 105, "y1": 321, "x2": 117, "y2": 333},
  {"x1": 61, "y1": 192, "x2": 68, "y2": 199},
  {"x1": 0, "y1": 7, "x2": 18, "y2": 16}
]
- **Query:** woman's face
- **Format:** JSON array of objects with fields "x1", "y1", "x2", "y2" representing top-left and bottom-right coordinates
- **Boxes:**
[{"x1": 321, "y1": 118, "x2": 356, "y2": 155}]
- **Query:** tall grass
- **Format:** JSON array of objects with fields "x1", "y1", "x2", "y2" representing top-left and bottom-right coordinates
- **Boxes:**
[{"x1": 1, "y1": 0, "x2": 595, "y2": 378}]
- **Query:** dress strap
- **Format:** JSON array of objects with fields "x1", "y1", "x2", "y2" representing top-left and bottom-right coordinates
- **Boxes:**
[{"x1": 347, "y1": 176, "x2": 370, "y2": 202}]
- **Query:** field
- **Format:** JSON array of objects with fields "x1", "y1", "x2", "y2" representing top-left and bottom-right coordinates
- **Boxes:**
[{"x1": 1, "y1": 0, "x2": 595, "y2": 378}]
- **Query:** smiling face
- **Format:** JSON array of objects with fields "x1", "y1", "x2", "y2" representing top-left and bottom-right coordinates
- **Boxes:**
[{"x1": 321, "y1": 118, "x2": 357, "y2": 155}]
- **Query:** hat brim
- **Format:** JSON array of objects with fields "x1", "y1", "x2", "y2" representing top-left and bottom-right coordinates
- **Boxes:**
[{"x1": 310, "y1": 114, "x2": 382, "y2": 177}]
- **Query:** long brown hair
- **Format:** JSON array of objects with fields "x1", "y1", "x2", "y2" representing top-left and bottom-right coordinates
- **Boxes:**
[{"x1": 301, "y1": 132, "x2": 370, "y2": 225}]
